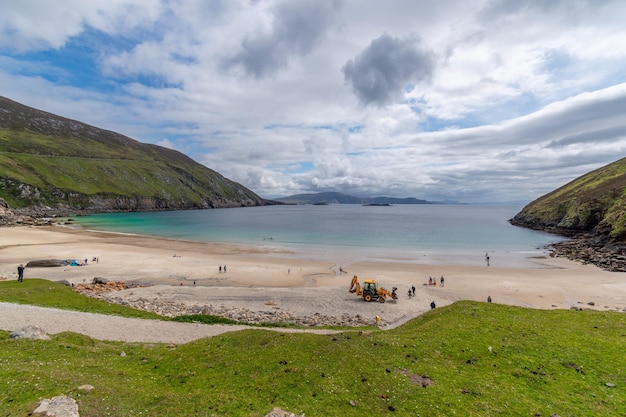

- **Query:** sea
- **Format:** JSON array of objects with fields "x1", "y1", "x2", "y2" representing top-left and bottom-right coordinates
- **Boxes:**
[{"x1": 71, "y1": 204, "x2": 567, "y2": 268}]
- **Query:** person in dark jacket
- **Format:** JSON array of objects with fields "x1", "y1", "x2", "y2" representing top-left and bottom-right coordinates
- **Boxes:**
[{"x1": 17, "y1": 264, "x2": 25, "y2": 282}]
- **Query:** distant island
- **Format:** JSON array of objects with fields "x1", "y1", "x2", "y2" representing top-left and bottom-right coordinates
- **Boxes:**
[{"x1": 275, "y1": 192, "x2": 445, "y2": 205}]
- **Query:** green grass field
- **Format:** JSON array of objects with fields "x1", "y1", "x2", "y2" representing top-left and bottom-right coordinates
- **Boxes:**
[{"x1": 1, "y1": 280, "x2": 625, "y2": 416}]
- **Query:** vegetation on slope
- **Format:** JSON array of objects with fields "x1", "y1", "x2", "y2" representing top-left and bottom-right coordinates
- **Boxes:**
[
  {"x1": 0, "y1": 279, "x2": 162, "y2": 319},
  {"x1": 0, "y1": 96, "x2": 268, "y2": 211},
  {"x1": 511, "y1": 156, "x2": 626, "y2": 243},
  {"x1": 1, "y1": 280, "x2": 625, "y2": 416}
]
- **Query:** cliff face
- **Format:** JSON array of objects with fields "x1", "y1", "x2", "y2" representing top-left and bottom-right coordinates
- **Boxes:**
[
  {"x1": 510, "y1": 157, "x2": 626, "y2": 243},
  {"x1": 510, "y1": 157, "x2": 626, "y2": 271},
  {"x1": 0, "y1": 96, "x2": 272, "y2": 213}
]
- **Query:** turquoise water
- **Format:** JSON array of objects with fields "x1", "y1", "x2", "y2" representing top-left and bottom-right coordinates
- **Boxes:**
[{"x1": 72, "y1": 204, "x2": 566, "y2": 266}]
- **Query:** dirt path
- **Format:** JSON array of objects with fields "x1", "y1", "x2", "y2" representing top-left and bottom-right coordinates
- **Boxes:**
[{"x1": 0, "y1": 302, "x2": 341, "y2": 343}]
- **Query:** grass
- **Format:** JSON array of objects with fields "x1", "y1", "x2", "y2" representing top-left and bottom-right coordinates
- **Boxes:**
[
  {"x1": 514, "y1": 156, "x2": 626, "y2": 238},
  {"x1": 1, "y1": 280, "x2": 625, "y2": 416},
  {"x1": 0, "y1": 279, "x2": 163, "y2": 319},
  {"x1": 0, "y1": 121, "x2": 265, "y2": 209}
]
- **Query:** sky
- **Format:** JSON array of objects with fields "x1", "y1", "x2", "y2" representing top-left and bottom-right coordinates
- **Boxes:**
[{"x1": 1, "y1": 0, "x2": 626, "y2": 203}]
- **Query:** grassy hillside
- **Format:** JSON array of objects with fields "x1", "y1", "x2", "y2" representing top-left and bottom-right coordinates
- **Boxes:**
[
  {"x1": 511, "y1": 157, "x2": 626, "y2": 242},
  {"x1": 1, "y1": 280, "x2": 624, "y2": 416},
  {"x1": 0, "y1": 96, "x2": 267, "y2": 210}
]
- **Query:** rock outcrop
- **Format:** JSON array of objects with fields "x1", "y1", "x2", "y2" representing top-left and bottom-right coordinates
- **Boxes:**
[
  {"x1": 10, "y1": 325, "x2": 51, "y2": 340},
  {"x1": 33, "y1": 395, "x2": 79, "y2": 417},
  {"x1": 511, "y1": 157, "x2": 626, "y2": 271}
]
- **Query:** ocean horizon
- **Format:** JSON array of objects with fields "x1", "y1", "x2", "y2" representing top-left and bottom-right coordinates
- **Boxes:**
[{"x1": 72, "y1": 204, "x2": 567, "y2": 268}]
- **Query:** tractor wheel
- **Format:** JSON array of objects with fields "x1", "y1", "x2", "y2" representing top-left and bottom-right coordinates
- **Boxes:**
[
  {"x1": 364, "y1": 294, "x2": 373, "y2": 302},
  {"x1": 379, "y1": 296, "x2": 386, "y2": 303}
]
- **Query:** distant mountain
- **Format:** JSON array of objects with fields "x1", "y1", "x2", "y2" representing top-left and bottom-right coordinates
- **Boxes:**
[
  {"x1": 0, "y1": 96, "x2": 275, "y2": 214},
  {"x1": 276, "y1": 192, "x2": 433, "y2": 205}
]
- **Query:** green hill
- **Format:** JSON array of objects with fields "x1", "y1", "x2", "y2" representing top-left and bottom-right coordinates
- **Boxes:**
[
  {"x1": 510, "y1": 157, "x2": 626, "y2": 241},
  {"x1": 0, "y1": 96, "x2": 271, "y2": 213},
  {"x1": 510, "y1": 157, "x2": 626, "y2": 270}
]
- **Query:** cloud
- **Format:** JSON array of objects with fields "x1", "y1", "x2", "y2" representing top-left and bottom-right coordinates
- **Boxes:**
[
  {"x1": 220, "y1": 0, "x2": 340, "y2": 78},
  {"x1": 0, "y1": 0, "x2": 163, "y2": 52},
  {"x1": 342, "y1": 33, "x2": 435, "y2": 107},
  {"x1": 2, "y1": 0, "x2": 626, "y2": 204},
  {"x1": 155, "y1": 138, "x2": 177, "y2": 150}
]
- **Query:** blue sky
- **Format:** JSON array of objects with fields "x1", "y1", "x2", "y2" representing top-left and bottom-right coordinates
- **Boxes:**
[{"x1": 1, "y1": 0, "x2": 626, "y2": 203}]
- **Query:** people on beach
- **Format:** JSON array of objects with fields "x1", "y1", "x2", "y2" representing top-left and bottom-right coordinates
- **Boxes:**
[
  {"x1": 408, "y1": 288, "x2": 412, "y2": 298},
  {"x1": 430, "y1": 301, "x2": 436, "y2": 309},
  {"x1": 485, "y1": 252, "x2": 490, "y2": 267},
  {"x1": 17, "y1": 264, "x2": 24, "y2": 282},
  {"x1": 411, "y1": 285, "x2": 416, "y2": 296},
  {"x1": 219, "y1": 266, "x2": 222, "y2": 273},
  {"x1": 487, "y1": 295, "x2": 492, "y2": 303},
  {"x1": 440, "y1": 276, "x2": 444, "y2": 287}
]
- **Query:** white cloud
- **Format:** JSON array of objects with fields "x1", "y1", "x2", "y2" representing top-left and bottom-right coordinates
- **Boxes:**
[
  {"x1": 0, "y1": 0, "x2": 164, "y2": 52},
  {"x1": 1, "y1": 0, "x2": 626, "y2": 203}
]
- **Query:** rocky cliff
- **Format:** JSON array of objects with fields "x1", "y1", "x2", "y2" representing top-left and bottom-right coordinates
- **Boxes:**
[
  {"x1": 0, "y1": 96, "x2": 274, "y2": 215},
  {"x1": 510, "y1": 157, "x2": 626, "y2": 271}
]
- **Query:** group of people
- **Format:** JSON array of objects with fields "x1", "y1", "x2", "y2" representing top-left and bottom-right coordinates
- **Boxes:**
[
  {"x1": 218, "y1": 265, "x2": 227, "y2": 273},
  {"x1": 406, "y1": 275, "x2": 446, "y2": 297},
  {"x1": 407, "y1": 285, "x2": 416, "y2": 297},
  {"x1": 405, "y1": 286, "x2": 437, "y2": 310},
  {"x1": 427, "y1": 276, "x2": 444, "y2": 287}
]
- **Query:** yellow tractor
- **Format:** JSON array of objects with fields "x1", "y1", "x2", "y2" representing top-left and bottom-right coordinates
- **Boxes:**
[{"x1": 349, "y1": 275, "x2": 398, "y2": 303}]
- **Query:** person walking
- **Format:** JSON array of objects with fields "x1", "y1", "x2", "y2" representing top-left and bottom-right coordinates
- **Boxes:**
[{"x1": 17, "y1": 264, "x2": 25, "y2": 282}]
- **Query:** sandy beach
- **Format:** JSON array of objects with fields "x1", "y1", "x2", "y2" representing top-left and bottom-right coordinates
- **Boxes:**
[{"x1": 1, "y1": 225, "x2": 625, "y2": 331}]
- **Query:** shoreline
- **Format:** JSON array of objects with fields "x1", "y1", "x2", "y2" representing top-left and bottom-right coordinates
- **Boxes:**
[{"x1": 1, "y1": 225, "x2": 625, "y2": 329}]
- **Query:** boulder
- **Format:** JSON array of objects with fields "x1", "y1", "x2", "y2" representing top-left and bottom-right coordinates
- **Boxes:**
[
  {"x1": 264, "y1": 408, "x2": 305, "y2": 417},
  {"x1": 10, "y1": 325, "x2": 50, "y2": 340},
  {"x1": 0, "y1": 197, "x2": 16, "y2": 226},
  {"x1": 33, "y1": 395, "x2": 79, "y2": 417}
]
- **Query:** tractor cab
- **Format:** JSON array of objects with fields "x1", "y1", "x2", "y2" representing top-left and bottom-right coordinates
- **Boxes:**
[{"x1": 362, "y1": 279, "x2": 379, "y2": 302}]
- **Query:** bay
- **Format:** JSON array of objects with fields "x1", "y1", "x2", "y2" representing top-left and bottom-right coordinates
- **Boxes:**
[{"x1": 73, "y1": 204, "x2": 565, "y2": 267}]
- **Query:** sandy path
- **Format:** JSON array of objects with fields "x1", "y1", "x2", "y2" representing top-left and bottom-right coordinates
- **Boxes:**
[{"x1": 0, "y1": 302, "x2": 342, "y2": 343}]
